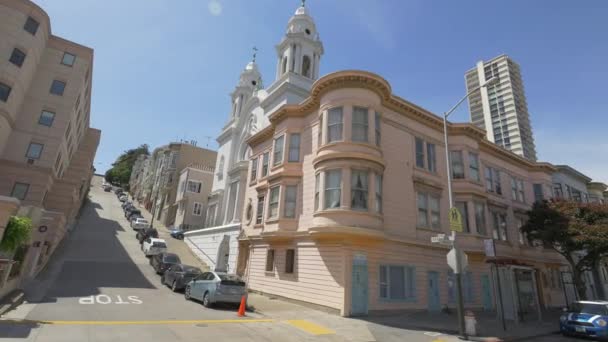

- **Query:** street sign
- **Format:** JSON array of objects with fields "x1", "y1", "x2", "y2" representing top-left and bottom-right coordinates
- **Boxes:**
[
  {"x1": 449, "y1": 207, "x2": 463, "y2": 232},
  {"x1": 484, "y1": 239, "x2": 496, "y2": 257},
  {"x1": 447, "y1": 248, "x2": 468, "y2": 273}
]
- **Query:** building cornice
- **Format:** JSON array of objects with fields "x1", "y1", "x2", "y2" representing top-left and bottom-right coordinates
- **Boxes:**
[{"x1": 246, "y1": 70, "x2": 555, "y2": 173}]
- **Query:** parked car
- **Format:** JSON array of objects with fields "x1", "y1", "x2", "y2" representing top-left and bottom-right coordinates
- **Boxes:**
[
  {"x1": 162, "y1": 264, "x2": 202, "y2": 292},
  {"x1": 129, "y1": 214, "x2": 144, "y2": 225},
  {"x1": 123, "y1": 203, "x2": 135, "y2": 213},
  {"x1": 131, "y1": 218, "x2": 149, "y2": 230},
  {"x1": 169, "y1": 228, "x2": 184, "y2": 240},
  {"x1": 104, "y1": 186, "x2": 112, "y2": 192},
  {"x1": 185, "y1": 272, "x2": 246, "y2": 308},
  {"x1": 121, "y1": 200, "x2": 132, "y2": 208},
  {"x1": 114, "y1": 187, "x2": 123, "y2": 195},
  {"x1": 560, "y1": 300, "x2": 608, "y2": 339},
  {"x1": 137, "y1": 227, "x2": 158, "y2": 243},
  {"x1": 126, "y1": 209, "x2": 142, "y2": 220},
  {"x1": 150, "y1": 252, "x2": 181, "y2": 275},
  {"x1": 142, "y1": 238, "x2": 167, "y2": 256},
  {"x1": 119, "y1": 195, "x2": 128, "y2": 202}
]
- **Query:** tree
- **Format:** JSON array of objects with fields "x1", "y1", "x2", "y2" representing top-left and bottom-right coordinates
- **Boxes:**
[
  {"x1": 104, "y1": 144, "x2": 149, "y2": 189},
  {"x1": 521, "y1": 200, "x2": 608, "y2": 300},
  {"x1": 0, "y1": 216, "x2": 33, "y2": 253}
]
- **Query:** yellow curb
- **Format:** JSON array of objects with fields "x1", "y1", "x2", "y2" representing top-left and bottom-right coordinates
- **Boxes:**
[{"x1": 285, "y1": 319, "x2": 335, "y2": 335}]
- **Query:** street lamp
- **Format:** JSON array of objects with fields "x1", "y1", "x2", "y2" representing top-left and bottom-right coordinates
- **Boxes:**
[{"x1": 441, "y1": 76, "x2": 498, "y2": 339}]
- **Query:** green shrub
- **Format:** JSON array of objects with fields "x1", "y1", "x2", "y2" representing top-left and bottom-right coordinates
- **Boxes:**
[{"x1": 0, "y1": 216, "x2": 33, "y2": 253}]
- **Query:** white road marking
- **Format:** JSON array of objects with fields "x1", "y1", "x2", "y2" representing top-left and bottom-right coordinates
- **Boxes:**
[{"x1": 78, "y1": 295, "x2": 142, "y2": 305}]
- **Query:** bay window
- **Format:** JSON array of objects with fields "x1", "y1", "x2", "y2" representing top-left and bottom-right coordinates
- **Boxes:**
[
  {"x1": 284, "y1": 185, "x2": 297, "y2": 218},
  {"x1": 288, "y1": 133, "x2": 300, "y2": 162},
  {"x1": 262, "y1": 152, "x2": 269, "y2": 177},
  {"x1": 351, "y1": 169, "x2": 368, "y2": 210},
  {"x1": 352, "y1": 107, "x2": 368, "y2": 142},
  {"x1": 455, "y1": 201, "x2": 469, "y2": 233},
  {"x1": 324, "y1": 169, "x2": 342, "y2": 209},
  {"x1": 375, "y1": 112, "x2": 381, "y2": 146},
  {"x1": 450, "y1": 151, "x2": 464, "y2": 179},
  {"x1": 251, "y1": 157, "x2": 258, "y2": 181},
  {"x1": 375, "y1": 173, "x2": 382, "y2": 213},
  {"x1": 468, "y1": 152, "x2": 480, "y2": 181},
  {"x1": 268, "y1": 186, "x2": 280, "y2": 219},
  {"x1": 273, "y1": 135, "x2": 284, "y2": 166},
  {"x1": 314, "y1": 173, "x2": 320, "y2": 211},
  {"x1": 491, "y1": 211, "x2": 508, "y2": 241},
  {"x1": 256, "y1": 196, "x2": 265, "y2": 224},
  {"x1": 474, "y1": 202, "x2": 486, "y2": 235},
  {"x1": 327, "y1": 107, "x2": 343, "y2": 143}
]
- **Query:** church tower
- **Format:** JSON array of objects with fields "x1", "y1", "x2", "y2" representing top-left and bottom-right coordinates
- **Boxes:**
[
  {"x1": 229, "y1": 56, "x2": 263, "y2": 123},
  {"x1": 262, "y1": 1, "x2": 324, "y2": 113}
]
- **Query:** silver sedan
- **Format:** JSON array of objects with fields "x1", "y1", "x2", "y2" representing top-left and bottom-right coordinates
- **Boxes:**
[{"x1": 184, "y1": 271, "x2": 247, "y2": 308}]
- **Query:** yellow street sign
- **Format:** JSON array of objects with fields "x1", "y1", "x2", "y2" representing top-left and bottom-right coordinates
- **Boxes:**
[{"x1": 449, "y1": 207, "x2": 463, "y2": 232}]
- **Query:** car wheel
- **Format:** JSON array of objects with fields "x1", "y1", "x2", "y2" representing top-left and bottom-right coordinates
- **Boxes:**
[
  {"x1": 185, "y1": 286, "x2": 191, "y2": 300},
  {"x1": 171, "y1": 280, "x2": 179, "y2": 292},
  {"x1": 203, "y1": 292, "x2": 212, "y2": 308}
]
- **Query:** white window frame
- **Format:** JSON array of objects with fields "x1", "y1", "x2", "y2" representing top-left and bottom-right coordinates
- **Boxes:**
[
  {"x1": 352, "y1": 106, "x2": 369, "y2": 142},
  {"x1": 273, "y1": 135, "x2": 285, "y2": 166},
  {"x1": 284, "y1": 185, "x2": 297, "y2": 218},
  {"x1": 288, "y1": 133, "x2": 300, "y2": 162},
  {"x1": 268, "y1": 186, "x2": 280, "y2": 219},
  {"x1": 468, "y1": 152, "x2": 480, "y2": 182},
  {"x1": 324, "y1": 169, "x2": 342, "y2": 209},
  {"x1": 351, "y1": 169, "x2": 369, "y2": 210},
  {"x1": 326, "y1": 107, "x2": 343, "y2": 143}
]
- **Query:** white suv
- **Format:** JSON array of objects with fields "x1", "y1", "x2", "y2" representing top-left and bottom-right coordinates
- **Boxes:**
[{"x1": 142, "y1": 238, "x2": 167, "y2": 256}]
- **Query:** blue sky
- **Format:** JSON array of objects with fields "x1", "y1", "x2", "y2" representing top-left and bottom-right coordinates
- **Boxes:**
[{"x1": 36, "y1": 0, "x2": 608, "y2": 182}]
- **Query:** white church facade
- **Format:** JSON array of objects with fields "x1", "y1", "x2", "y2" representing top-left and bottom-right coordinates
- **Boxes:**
[{"x1": 184, "y1": 3, "x2": 323, "y2": 273}]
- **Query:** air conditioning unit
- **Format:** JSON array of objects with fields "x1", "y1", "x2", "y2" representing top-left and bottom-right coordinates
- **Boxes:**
[{"x1": 27, "y1": 158, "x2": 35, "y2": 165}]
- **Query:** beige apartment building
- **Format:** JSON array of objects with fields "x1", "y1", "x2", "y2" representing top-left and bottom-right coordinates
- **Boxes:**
[
  {"x1": 239, "y1": 70, "x2": 567, "y2": 319},
  {"x1": 174, "y1": 165, "x2": 215, "y2": 231},
  {"x1": 0, "y1": 0, "x2": 100, "y2": 298},
  {"x1": 135, "y1": 142, "x2": 216, "y2": 227}
]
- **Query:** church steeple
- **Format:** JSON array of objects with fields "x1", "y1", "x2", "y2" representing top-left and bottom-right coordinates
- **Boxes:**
[
  {"x1": 274, "y1": 2, "x2": 324, "y2": 82},
  {"x1": 230, "y1": 50, "x2": 263, "y2": 120}
]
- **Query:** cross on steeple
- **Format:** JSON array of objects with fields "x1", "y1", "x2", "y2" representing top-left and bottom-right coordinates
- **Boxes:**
[{"x1": 252, "y1": 46, "x2": 258, "y2": 62}]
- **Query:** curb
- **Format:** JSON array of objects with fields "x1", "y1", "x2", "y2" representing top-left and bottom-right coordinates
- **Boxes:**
[{"x1": 0, "y1": 290, "x2": 25, "y2": 316}]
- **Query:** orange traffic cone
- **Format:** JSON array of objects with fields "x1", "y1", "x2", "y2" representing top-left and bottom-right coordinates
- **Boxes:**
[{"x1": 237, "y1": 295, "x2": 246, "y2": 317}]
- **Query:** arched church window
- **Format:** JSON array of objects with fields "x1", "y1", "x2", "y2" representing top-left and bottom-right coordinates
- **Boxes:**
[
  {"x1": 282, "y1": 57, "x2": 288, "y2": 75},
  {"x1": 302, "y1": 55, "x2": 311, "y2": 78},
  {"x1": 216, "y1": 156, "x2": 225, "y2": 181}
]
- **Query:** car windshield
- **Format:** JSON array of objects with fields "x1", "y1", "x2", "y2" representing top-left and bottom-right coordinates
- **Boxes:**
[
  {"x1": 152, "y1": 242, "x2": 166, "y2": 248},
  {"x1": 164, "y1": 255, "x2": 180, "y2": 263},
  {"x1": 571, "y1": 303, "x2": 608, "y2": 315}
]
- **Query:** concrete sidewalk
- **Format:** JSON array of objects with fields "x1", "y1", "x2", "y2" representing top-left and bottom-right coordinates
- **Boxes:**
[{"x1": 247, "y1": 292, "x2": 560, "y2": 342}]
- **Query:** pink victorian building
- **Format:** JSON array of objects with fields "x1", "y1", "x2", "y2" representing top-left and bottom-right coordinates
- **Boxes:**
[{"x1": 238, "y1": 70, "x2": 567, "y2": 318}]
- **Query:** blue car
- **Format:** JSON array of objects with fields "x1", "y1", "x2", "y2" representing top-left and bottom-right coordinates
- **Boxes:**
[
  {"x1": 560, "y1": 300, "x2": 608, "y2": 339},
  {"x1": 169, "y1": 228, "x2": 184, "y2": 240}
]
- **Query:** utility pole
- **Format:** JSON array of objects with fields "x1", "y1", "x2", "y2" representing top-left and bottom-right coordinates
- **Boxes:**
[{"x1": 432, "y1": 76, "x2": 498, "y2": 340}]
